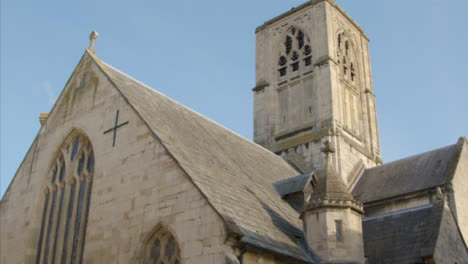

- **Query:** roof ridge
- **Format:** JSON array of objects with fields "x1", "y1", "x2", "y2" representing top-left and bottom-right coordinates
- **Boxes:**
[{"x1": 368, "y1": 143, "x2": 456, "y2": 171}]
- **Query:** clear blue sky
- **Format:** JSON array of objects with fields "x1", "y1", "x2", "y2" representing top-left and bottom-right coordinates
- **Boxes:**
[{"x1": 1, "y1": 0, "x2": 467, "y2": 197}]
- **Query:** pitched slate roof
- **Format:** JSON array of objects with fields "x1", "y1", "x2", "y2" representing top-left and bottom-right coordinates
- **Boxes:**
[
  {"x1": 88, "y1": 52, "x2": 314, "y2": 263},
  {"x1": 353, "y1": 144, "x2": 457, "y2": 203},
  {"x1": 362, "y1": 204, "x2": 442, "y2": 263},
  {"x1": 274, "y1": 173, "x2": 312, "y2": 197}
]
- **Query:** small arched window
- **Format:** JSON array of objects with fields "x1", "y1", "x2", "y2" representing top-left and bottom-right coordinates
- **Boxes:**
[
  {"x1": 278, "y1": 27, "x2": 312, "y2": 79},
  {"x1": 146, "y1": 226, "x2": 181, "y2": 264},
  {"x1": 35, "y1": 132, "x2": 95, "y2": 264}
]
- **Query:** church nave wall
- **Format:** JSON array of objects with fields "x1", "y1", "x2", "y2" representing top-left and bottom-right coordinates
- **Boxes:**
[{"x1": 0, "y1": 52, "x2": 230, "y2": 264}]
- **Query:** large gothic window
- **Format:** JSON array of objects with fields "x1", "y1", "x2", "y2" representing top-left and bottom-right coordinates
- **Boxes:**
[
  {"x1": 146, "y1": 226, "x2": 181, "y2": 264},
  {"x1": 337, "y1": 32, "x2": 357, "y2": 83},
  {"x1": 337, "y1": 32, "x2": 360, "y2": 134},
  {"x1": 36, "y1": 132, "x2": 95, "y2": 264},
  {"x1": 278, "y1": 27, "x2": 312, "y2": 80}
]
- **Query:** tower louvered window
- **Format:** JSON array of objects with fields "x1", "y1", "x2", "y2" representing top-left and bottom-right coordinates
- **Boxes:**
[
  {"x1": 337, "y1": 32, "x2": 361, "y2": 134},
  {"x1": 278, "y1": 27, "x2": 312, "y2": 79},
  {"x1": 36, "y1": 132, "x2": 95, "y2": 264},
  {"x1": 337, "y1": 32, "x2": 356, "y2": 83}
]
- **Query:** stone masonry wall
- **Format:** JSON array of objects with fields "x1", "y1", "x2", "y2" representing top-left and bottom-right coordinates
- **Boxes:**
[
  {"x1": 0, "y1": 53, "x2": 229, "y2": 264},
  {"x1": 433, "y1": 202, "x2": 468, "y2": 263},
  {"x1": 451, "y1": 139, "x2": 468, "y2": 245}
]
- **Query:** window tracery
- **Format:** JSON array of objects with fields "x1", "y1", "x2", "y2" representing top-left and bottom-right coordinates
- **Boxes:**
[
  {"x1": 337, "y1": 32, "x2": 357, "y2": 83},
  {"x1": 278, "y1": 27, "x2": 312, "y2": 79},
  {"x1": 146, "y1": 226, "x2": 181, "y2": 264},
  {"x1": 337, "y1": 31, "x2": 361, "y2": 135},
  {"x1": 36, "y1": 132, "x2": 94, "y2": 264}
]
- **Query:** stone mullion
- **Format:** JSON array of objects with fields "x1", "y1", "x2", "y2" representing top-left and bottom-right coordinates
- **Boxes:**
[
  {"x1": 63, "y1": 177, "x2": 80, "y2": 264},
  {"x1": 39, "y1": 189, "x2": 53, "y2": 264},
  {"x1": 356, "y1": 94, "x2": 363, "y2": 136},
  {"x1": 69, "y1": 177, "x2": 87, "y2": 264},
  {"x1": 352, "y1": 94, "x2": 357, "y2": 133},
  {"x1": 60, "y1": 179, "x2": 77, "y2": 264},
  {"x1": 50, "y1": 185, "x2": 65, "y2": 264},
  {"x1": 66, "y1": 146, "x2": 84, "y2": 264},
  {"x1": 35, "y1": 190, "x2": 50, "y2": 264},
  {"x1": 42, "y1": 186, "x2": 58, "y2": 264},
  {"x1": 342, "y1": 88, "x2": 348, "y2": 128},
  {"x1": 356, "y1": 90, "x2": 365, "y2": 139},
  {"x1": 349, "y1": 91, "x2": 355, "y2": 131},
  {"x1": 52, "y1": 182, "x2": 69, "y2": 264},
  {"x1": 76, "y1": 175, "x2": 93, "y2": 263}
]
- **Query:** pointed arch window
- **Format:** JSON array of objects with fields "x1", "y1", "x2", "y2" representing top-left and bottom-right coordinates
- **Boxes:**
[
  {"x1": 146, "y1": 226, "x2": 181, "y2": 264},
  {"x1": 337, "y1": 32, "x2": 361, "y2": 134},
  {"x1": 337, "y1": 32, "x2": 357, "y2": 83},
  {"x1": 36, "y1": 132, "x2": 95, "y2": 264},
  {"x1": 278, "y1": 27, "x2": 312, "y2": 79}
]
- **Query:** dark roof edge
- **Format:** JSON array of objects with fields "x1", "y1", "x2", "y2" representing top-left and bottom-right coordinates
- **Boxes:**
[{"x1": 255, "y1": 0, "x2": 369, "y2": 41}]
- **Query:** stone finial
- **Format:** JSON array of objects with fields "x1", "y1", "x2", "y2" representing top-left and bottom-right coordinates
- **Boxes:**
[
  {"x1": 39, "y1": 113, "x2": 49, "y2": 127},
  {"x1": 88, "y1": 31, "x2": 99, "y2": 53}
]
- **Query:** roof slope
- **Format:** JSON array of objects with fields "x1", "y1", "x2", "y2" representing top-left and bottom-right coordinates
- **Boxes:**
[
  {"x1": 363, "y1": 200, "x2": 468, "y2": 263},
  {"x1": 362, "y1": 204, "x2": 442, "y2": 263},
  {"x1": 353, "y1": 144, "x2": 457, "y2": 203},
  {"x1": 274, "y1": 173, "x2": 312, "y2": 197},
  {"x1": 88, "y1": 52, "x2": 313, "y2": 262}
]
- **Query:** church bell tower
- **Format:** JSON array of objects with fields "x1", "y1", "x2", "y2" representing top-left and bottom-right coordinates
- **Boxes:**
[{"x1": 253, "y1": 0, "x2": 382, "y2": 185}]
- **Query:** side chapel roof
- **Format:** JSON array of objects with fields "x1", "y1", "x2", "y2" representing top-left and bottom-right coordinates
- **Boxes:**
[
  {"x1": 363, "y1": 204, "x2": 441, "y2": 263},
  {"x1": 363, "y1": 200, "x2": 468, "y2": 262},
  {"x1": 353, "y1": 143, "x2": 459, "y2": 204},
  {"x1": 87, "y1": 51, "x2": 315, "y2": 263}
]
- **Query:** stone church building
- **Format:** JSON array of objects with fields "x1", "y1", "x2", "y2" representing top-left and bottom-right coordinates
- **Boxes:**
[{"x1": 1, "y1": 0, "x2": 467, "y2": 263}]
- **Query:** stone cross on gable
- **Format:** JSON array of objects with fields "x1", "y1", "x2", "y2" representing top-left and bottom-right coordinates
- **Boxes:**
[{"x1": 103, "y1": 110, "x2": 129, "y2": 147}]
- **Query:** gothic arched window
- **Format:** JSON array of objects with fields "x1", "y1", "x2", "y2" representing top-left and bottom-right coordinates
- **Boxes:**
[
  {"x1": 35, "y1": 132, "x2": 95, "y2": 264},
  {"x1": 337, "y1": 32, "x2": 357, "y2": 83},
  {"x1": 146, "y1": 226, "x2": 181, "y2": 264},
  {"x1": 278, "y1": 27, "x2": 312, "y2": 79},
  {"x1": 337, "y1": 32, "x2": 361, "y2": 134}
]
